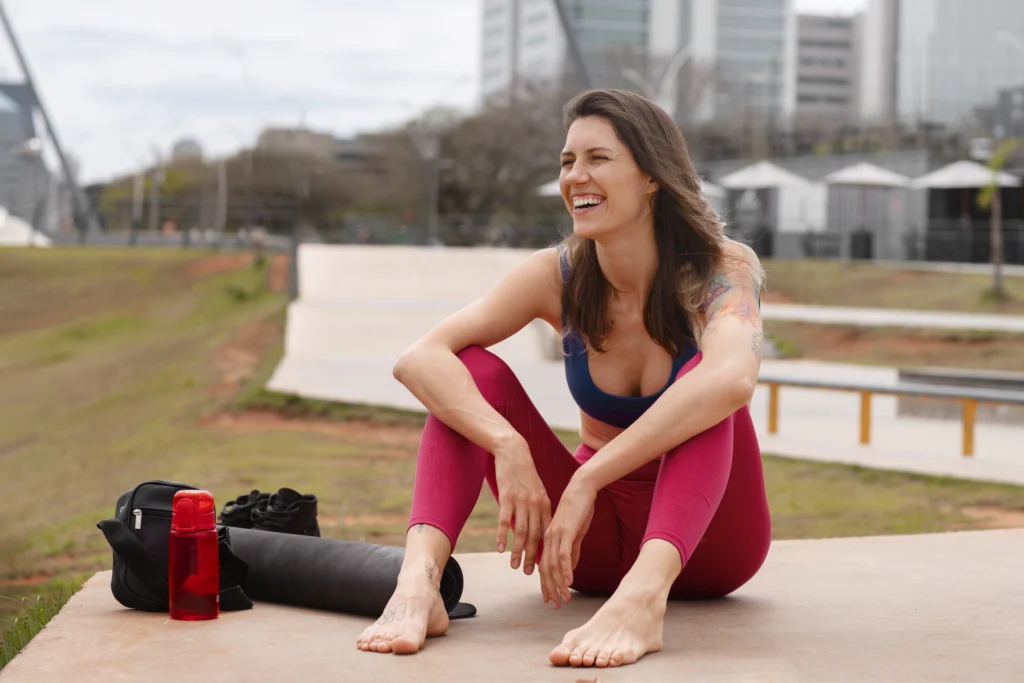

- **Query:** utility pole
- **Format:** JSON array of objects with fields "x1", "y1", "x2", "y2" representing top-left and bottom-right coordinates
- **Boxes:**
[
  {"x1": 215, "y1": 159, "x2": 228, "y2": 246},
  {"x1": 130, "y1": 171, "x2": 143, "y2": 246},
  {"x1": 148, "y1": 149, "x2": 164, "y2": 236},
  {"x1": 0, "y1": 0, "x2": 101, "y2": 240},
  {"x1": 551, "y1": 0, "x2": 593, "y2": 91}
]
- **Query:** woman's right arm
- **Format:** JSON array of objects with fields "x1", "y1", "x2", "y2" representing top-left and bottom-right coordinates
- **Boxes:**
[
  {"x1": 392, "y1": 247, "x2": 561, "y2": 453},
  {"x1": 392, "y1": 247, "x2": 562, "y2": 576}
]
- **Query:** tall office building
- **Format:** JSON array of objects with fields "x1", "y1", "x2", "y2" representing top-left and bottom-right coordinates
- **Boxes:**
[
  {"x1": 480, "y1": 0, "x2": 652, "y2": 103},
  {"x1": 902, "y1": 0, "x2": 1024, "y2": 126},
  {"x1": 793, "y1": 14, "x2": 861, "y2": 127},
  {"x1": 480, "y1": 0, "x2": 794, "y2": 124},
  {"x1": 858, "y1": 0, "x2": 898, "y2": 124},
  {"x1": 859, "y1": 0, "x2": 1024, "y2": 128}
]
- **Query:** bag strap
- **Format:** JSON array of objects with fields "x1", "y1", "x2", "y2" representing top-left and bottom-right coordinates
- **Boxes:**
[
  {"x1": 218, "y1": 527, "x2": 253, "y2": 611},
  {"x1": 97, "y1": 518, "x2": 169, "y2": 600}
]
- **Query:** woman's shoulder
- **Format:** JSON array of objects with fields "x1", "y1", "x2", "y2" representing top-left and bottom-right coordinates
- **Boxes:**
[{"x1": 716, "y1": 238, "x2": 765, "y2": 290}]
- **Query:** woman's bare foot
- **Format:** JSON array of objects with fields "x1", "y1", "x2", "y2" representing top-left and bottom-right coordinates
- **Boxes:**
[
  {"x1": 549, "y1": 539, "x2": 679, "y2": 668},
  {"x1": 548, "y1": 586, "x2": 665, "y2": 668},
  {"x1": 356, "y1": 557, "x2": 450, "y2": 654}
]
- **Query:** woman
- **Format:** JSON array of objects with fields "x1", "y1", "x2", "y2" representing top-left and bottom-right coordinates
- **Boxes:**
[{"x1": 356, "y1": 88, "x2": 771, "y2": 669}]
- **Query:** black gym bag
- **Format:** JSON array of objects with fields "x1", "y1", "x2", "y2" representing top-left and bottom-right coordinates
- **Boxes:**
[{"x1": 96, "y1": 480, "x2": 252, "y2": 612}]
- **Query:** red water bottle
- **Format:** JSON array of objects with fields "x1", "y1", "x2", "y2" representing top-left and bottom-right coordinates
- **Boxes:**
[{"x1": 168, "y1": 490, "x2": 220, "y2": 621}]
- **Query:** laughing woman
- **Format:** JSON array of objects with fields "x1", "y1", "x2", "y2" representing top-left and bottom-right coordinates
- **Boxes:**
[{"x1": 357, "y1": 88, "x2": 771, "y2": 669}]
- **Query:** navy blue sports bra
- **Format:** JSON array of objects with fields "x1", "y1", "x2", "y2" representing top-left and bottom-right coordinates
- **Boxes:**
[{"x1": 559, "y1": 249, "x2": 698, "y2": 430}]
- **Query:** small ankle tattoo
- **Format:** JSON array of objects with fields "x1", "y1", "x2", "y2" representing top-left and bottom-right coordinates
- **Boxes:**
[{"x1": 424, "y1": 560, "x2": 442, "y2": 595}]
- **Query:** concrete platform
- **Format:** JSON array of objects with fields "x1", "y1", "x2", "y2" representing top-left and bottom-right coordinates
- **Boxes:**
[{"x1": 3, "y1": 529, "x2": 1022, "y2": 682}]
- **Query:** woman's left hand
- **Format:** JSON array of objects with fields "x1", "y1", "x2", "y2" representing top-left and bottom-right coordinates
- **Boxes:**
[{"x1": 539, "y1": 475, "x2": 597, "y2": 608}]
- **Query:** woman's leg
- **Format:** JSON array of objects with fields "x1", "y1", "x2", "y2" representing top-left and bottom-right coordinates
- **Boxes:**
[
  {"x1": 551, "y1": 353, "x2": 771, "y2": 667},
  {"x1": 659, "y1": 404, "x2": 771, "y2": 598},
  {"x1": 359, "y1": 345, "x2": 622, "y2": 655}
]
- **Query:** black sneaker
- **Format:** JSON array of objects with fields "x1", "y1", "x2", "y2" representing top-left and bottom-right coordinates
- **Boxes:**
[
  {"x1": 250, "y1": 488, "x2": 320, "y2": 537},
  {"x1": 219, "y1": 490, "x2": 270, "y2": 529}
]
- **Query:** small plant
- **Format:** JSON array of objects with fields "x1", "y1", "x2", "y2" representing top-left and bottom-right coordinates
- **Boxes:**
[
  {"x1": 0, "y1": 586, "x2": 74, "y2": 670},
  {"x1": 979, "y1": 286, "x2": 1015, "y2": 307}
]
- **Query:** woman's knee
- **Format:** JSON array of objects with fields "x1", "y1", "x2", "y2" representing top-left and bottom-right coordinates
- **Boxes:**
[{"x1": 455, "y1": 345, "x2": 518, "y2": 402}]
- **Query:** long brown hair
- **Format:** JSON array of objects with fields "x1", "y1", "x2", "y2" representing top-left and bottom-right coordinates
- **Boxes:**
[{"x1": 560, "y1": 88, "x2": 754, "y2": 355}]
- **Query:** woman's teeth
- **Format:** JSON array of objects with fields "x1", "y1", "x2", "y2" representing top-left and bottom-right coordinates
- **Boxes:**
[{"x1": 572, "y1": 196, "x2": 604, "y2": 211}]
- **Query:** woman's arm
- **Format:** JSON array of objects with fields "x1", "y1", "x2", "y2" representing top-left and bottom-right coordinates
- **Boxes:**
[
  {"x1": 574, "y1": 242, "x2": 764, "y2": 492},
  {"x1": 393, "y1": 247, "x2": 561, "y2": 454}
]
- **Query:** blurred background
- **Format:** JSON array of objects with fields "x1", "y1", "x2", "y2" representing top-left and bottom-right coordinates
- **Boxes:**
[{"x1": 0, "y1": 0, "x2": 1021, "y2": 263}]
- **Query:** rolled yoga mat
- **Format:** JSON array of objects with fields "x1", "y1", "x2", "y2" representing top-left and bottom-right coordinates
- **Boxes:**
[{"x1": 228, "y1": 527, "x2": 475, "y2": 619}]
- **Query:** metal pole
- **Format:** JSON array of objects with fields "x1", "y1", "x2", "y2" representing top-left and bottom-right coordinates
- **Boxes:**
[
  {"x1": 0, "y1": 0, "x2": 101, "y2": 239},
  {"x1": 551, "y1": 0, "x2": 593, "y2": 90},
  {"x1": 130, "y1": 171, "x2": 143, "y2": 246},
  {"x1": 428, "y1": 156, "x2": 439, "y2": 244},
  {"x1": 149, "y1": 150, "x2": 163, "y2": 236},
  {"x1": 215, "y1": 159, "x2": 228, "y2": 247}
]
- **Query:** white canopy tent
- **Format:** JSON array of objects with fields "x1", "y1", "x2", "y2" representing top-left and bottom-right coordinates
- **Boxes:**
[
  {"x1": 0, "y1": 208, "x2": 51, "y2": 247},
  {"x1": 824, "y1": 162, "x2": 910, "y2": 188},
  {"x1": 823, "y1": 163, "x2": 911, "y2": 261},
  {"x1": 718, "y1": 160, "x2": 808, "y2": 190},
  {"x1": 716, "y1": 161, "x2": 826, "y2": 244},
  {"x1": 912, "y1": 161, "x2": 1021, "y2": 189}
]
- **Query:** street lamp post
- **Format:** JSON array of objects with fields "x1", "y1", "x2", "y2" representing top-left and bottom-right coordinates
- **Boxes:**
[
  {"x1": 997, "y1": 30, "x2": 1024, "y2": 58},
  {"x1": 622, "y1": 46, "x2": 692, "y2": 120}
]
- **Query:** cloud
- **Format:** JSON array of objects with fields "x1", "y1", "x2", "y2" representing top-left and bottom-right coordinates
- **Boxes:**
[
  {"x1": 0, "y1": 0, "x2": 481, "y2": 182},
  {"x1": 89, "y1": 79, "x2": 414, "y2": 115}
]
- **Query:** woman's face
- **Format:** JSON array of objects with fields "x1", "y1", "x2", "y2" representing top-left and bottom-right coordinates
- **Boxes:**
[{"x1": 560, "y1": 115, "x2": 657, "y2": 240}]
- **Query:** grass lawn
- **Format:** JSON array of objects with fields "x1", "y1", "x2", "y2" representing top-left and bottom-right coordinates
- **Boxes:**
[
  {"x1": 2, "y1": 247, "x2": 1024, "y2": 669},
  {"x1": 761, "y1": 258, "x2": 1024, "y2": 314},
  {"x1": 764, "y1": 321, "x2": 1024, "y2": 371}
]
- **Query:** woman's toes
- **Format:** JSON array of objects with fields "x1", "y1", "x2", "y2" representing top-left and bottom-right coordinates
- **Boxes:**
[
  {"x1": 582, "y1": 648, "x2": 598, "y2": 666},
  {"x1": 549, "y1": 636, "x2": 577, "y2": 666},
  {"x1": 595, "y1": 647, "x2": 613, "y2": 668},
  {"x1": 568, "y1": 646, "x2": 586, "y2": 666}
]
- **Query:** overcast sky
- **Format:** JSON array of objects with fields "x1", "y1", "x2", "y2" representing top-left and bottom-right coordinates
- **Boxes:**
[{"x1": 0, "y1": 0, "x2": 864, "y2": 184}]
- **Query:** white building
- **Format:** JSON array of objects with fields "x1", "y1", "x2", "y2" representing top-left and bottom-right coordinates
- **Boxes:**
[
  {"x1": 480, "y1": 0, "x2": 651, "y2": 102},
  {"x1": 858, "y1": 0, "x2": 898, "y2": 124},
  {"x1": 480, "y1": 0, "x2": 795, "y2": 124},
  {"x1": 0, "y1": 88, "x2": 51, "y2": 233},
  {"x1": 794, "y1": 13, "x2": 862, "y2": 128},
  {"x1": 860, "y1": 0, "x2": 1024, "y2": 128}
]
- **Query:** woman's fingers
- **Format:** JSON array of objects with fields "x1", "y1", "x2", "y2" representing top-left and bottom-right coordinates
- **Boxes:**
[
  {"x1": 560, "y1": 536, "x2": 575, "y2": 596},
  {"x1": 524, "y1": 505, "x2": 542, "y2": 575},
  {"x1": 540, "y1": 533, "x2": 561, "y2": 608},
  {"x1": 510, "y1": 505, "x2": 528, "y2": 570},
  {"x1": 496, "y1": 498, "x2": 512, "y2": 553},
  {"x1": 571, "y1": 531, "x2": 585, "y2": 572}
]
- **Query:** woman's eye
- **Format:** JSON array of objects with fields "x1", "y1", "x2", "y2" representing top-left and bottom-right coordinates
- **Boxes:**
[
  {"x1": 561, "y1": 160, "x2": 573, "y2": 167},
  {"x1": 592, "y1": 156, "x2": 607, "y2": 161}
]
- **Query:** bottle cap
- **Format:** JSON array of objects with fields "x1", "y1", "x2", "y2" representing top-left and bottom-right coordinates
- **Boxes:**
[{"x1": 172, "y1": 490, "x2": 217, "y2": 533}]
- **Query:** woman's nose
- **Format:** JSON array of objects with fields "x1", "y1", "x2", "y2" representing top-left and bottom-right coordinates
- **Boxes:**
[{"x1": 564, "y1": 161, "x2": 588, "y2": 184}]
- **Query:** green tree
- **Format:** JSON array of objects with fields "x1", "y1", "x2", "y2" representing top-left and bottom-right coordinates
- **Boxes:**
[{"x1": 977, "y1": 138, "x2": 1020, "y2": 301}]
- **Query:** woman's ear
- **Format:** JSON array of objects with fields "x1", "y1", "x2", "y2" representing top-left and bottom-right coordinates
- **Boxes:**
[{"x1": 647, "y1": 176, "x2": 659, "y2": 194}]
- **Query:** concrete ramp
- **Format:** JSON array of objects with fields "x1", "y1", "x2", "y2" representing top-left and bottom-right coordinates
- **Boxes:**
[
  {"x1": 296, "y1": 244, "x2": 533, "y2": 303},
  {"x1": 4, "y1": 529, "x2": 1021, "y2": 682},
  {"x1": 272, "y1": 245, "x2": 558, "y2": 382}
]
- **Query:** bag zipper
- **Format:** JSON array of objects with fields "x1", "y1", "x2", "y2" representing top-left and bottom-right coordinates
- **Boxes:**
[{"x1": 132, "y1": 507, "x2": 172, "y2": 530}]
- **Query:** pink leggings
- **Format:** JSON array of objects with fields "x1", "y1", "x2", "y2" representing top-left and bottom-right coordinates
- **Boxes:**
[{"x1": 408, "y1": 346, "x2": 772, "y2": 599}]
